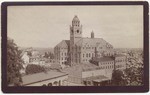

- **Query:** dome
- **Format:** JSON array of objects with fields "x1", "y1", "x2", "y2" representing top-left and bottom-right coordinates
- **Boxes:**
[{"x1": 72, "y1": 15, "x2": 80, "y2": 22}]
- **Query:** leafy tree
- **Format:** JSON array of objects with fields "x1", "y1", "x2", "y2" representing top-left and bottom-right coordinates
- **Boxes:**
[
  {"x1": 124, "y1": 66, "x2": 144, "y2": 86},
  {"x1": 49, "y1": 52, "x2": 54, "y2": 59},
  {"x1": 124, "y1": 50, "x2": 144, "y2": 86},
  {"x1": 27, "y1": 51, "x2": 32, "y2": 56},
  {"x1": 25, "y1": 64, "x2": 46, "y2": 75},
  {"x1": 7, "y1": 38, "x2": 23, "y2": 86},
  {"x1": 111, "y1": 69, "x2": 126, "y2": 86}
]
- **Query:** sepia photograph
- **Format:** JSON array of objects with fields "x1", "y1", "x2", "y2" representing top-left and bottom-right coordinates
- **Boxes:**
[{"x1": 1, "y1": 1, "x2": 149, "y2": 93}]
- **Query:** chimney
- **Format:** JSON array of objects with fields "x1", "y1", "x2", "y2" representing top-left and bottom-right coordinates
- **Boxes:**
[{"x1": 91, "y1": 31, "x2": 94, "y2": 38}]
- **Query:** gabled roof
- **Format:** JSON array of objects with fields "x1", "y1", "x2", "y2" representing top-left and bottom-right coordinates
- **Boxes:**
[
  {"x1": 64, "y1": 40, "x2": 70, "y2": 47},
  {"x1": 75, "y1": 37, "x2": 113, "y2": 48},
  {"x1": 55, "y1": 40, "x2": 70, "y2": 48}
]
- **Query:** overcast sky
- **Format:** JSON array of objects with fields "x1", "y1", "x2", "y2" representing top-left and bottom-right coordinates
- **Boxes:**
[{"x1": 8, "y1": 5, "x2": 143, "y2": 48}]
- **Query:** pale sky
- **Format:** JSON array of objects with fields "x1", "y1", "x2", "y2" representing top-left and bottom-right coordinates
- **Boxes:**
[{"x1": 7, "y1": 5, "x2": 143, "y2": 48}]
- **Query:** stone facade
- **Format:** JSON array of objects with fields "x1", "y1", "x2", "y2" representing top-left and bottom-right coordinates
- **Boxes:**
[{"x1": 54, "y1": 15, "x2": 114, "y2": 66}]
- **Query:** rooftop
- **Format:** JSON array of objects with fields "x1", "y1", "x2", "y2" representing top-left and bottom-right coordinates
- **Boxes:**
[
  {"x1": 75, "y1": 38, "x2": 113, "y2": 48},
  {"x1": 55, "y1": 40, "x2": 70, "y2": 48},
  {"x1": 83, "y1": 75, "x2": 109, "y2": 82},
  {"x1": 22, "y1": 70, "x2": 68, "y2": 85},
  {"x1": 72, "y1": 15, "x2": 80, "y2": 22},
  {"x1": 93, "y1": 57, "x2": 114, "y2": 62},
  {"x1": 63, "y1": 63, "x2": 100, "y2": 73}
]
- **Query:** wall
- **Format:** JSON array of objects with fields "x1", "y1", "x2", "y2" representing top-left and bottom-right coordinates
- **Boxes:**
[
  {"x1": 82, "y1": 69, "x2": 105, "y2": 78},
  {"x1": 24, "y1": 75, "x2": 68, "y2": 86}
]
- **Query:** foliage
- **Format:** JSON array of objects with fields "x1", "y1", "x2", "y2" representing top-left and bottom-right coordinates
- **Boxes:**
[
  {"x1": 111, "y1": 69, "x2": 126, "y2": 86},
  {"x1": 27, "y1": 51, "x2": 32, "y2": 56},
  {"x1": 25, "y1": 64, "x2": 46, "y2": 75},
  {"x1": 7, "y1": 38, "x2": 23, "y2": 86},
  {"x1": 111, "y1": 50, "x2": 144, "y2": 86},
  {"x1": 124, "y1": 50, "x2": 144, "y2": 86},
  {"x1": 124, "y1": 66, "x2": 144, "y2": 86},
  {"x1": 44, "y1": 52, "x2": 54, "y2": 59}
]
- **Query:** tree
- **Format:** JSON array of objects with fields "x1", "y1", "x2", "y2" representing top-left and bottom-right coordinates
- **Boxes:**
[
  {"x1": 25, "y1": 64, "x2": 46, "y2": 75},
  {"x1": 27, "y1": 51, "x2": 32, "y2": 56},
  {"x1": 49, "y1": 52, "x2": 54, "y2": 59},
  {"x1": 124, "y1": 50, "x2": 144, "y2": 86},
  {"x1": 124, "y1": 66, "x2": 144, "y2": 86},
  {"x1": 7, "y1": 38, "x2": 23, "y2": 86},
  {"x1": 111, "y1": 69, "x2": 126, "y2": 86}
]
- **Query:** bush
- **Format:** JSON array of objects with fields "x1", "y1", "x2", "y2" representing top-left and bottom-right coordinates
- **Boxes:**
[{"x1": 25, "y1": 64, "x2": 46, "y2": 75}]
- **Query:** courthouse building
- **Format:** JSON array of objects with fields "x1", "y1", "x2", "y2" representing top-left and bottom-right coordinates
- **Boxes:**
[{"x1": 54, "y1": 15, "x2": 114, "y2": 66}]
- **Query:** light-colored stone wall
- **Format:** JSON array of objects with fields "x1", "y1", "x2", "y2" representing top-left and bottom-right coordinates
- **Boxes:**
[
  {"x1": 82, "y1": 69, "x2": 105, "y2": 78},
  {"x1": 24, "y1": 75, "x2": 68, "y2": 86}
]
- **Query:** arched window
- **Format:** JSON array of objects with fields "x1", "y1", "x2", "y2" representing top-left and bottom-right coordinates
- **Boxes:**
[
  {"x1": 53, "y1": 81, "x2": 58, "y2": 86},
  {"x1": 48, "y1": 83, "x2": 52, "y2": 86}
]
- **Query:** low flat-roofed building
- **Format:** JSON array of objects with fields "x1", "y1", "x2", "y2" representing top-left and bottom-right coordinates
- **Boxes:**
[
  {"x1": 22, "y1": 70, "x2": 68, "y2": 86},
  {"x1": 63, "y1": 63, "x2": 110, "y2": 85},
  {"x1": 83, "y1": 75, "x2": 110, "y2": 86}
]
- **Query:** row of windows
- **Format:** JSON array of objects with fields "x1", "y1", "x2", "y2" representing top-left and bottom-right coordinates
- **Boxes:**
[
  {"x1": 83, "y1": 59, "x2": 89, "y2": 62},
  {"x1": 55, "y1": 52, "x2": 68, "y2": 56},
  {"x1": 83, "y1": 47, "x2": 103, "y2": 50},
  {"x1": 115, "y1": 59, "x2": 125, "y2": 62},
  {"x1": 71, "y1": 46, "x2": 103, "y2": 50},
  {"x1": 100, "y1": 64, "x2": 125, "y2": 69},
  {"x1": 83, "y1": 53, "x2": 95, "y2": 58},
  {"x1": 116, "y1": 65, "x2": 125, "y2": 68},
  {"x1": 62, "y1": 52, "x2": 67, "y2": 56},
  {"x1": 55, "y1": 47, "x2": 68, "y2": 50},
  {"x1": 104, "y1": 53, "x2": 114, "y2": 56},
  {"x1": 100, "y1": 61, "x2": 114, "y2": 65},
  {"x1": 56, "y1": 57, "x2": 67, "y2": 60},
  {"x1": 100, "y1": 65, "x2": 114, "y2": 69}
]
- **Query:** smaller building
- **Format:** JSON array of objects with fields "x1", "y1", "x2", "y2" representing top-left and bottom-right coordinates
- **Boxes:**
[
  {"x1": 63, "y1": 63, "x2": 110, "y2": 86},
  {"x1": 22, "y1": 70, "x2": 68, "y2": 86},
  {"x1": 91, "y1": 54, "x2": 126, "y2": 71}
]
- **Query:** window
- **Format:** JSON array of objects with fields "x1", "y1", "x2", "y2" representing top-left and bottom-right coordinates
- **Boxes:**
[
  {"x1": 83, "y1": 54, "x2": 84, "y2": 57},
  {"x1": 77, "y1": 30, "x2": 79, "y2": 33},
  {"x1": 65, "y1": 53, "x2": 66, "y2": 56},
  {"x1": 86, "y1": 53, "x2": 88, "y2": 57},
  {"x1": 89, "y1": 53, "x2": 90, "y2": 57}
]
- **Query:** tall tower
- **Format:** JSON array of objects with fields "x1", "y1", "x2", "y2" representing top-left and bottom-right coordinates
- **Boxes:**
[
  {"x1": 70, "y1": 15, "x2": 82, "y2": 65},
  {"x1": 70, "y1": 15, "x2": 82, "y2": 45}
]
